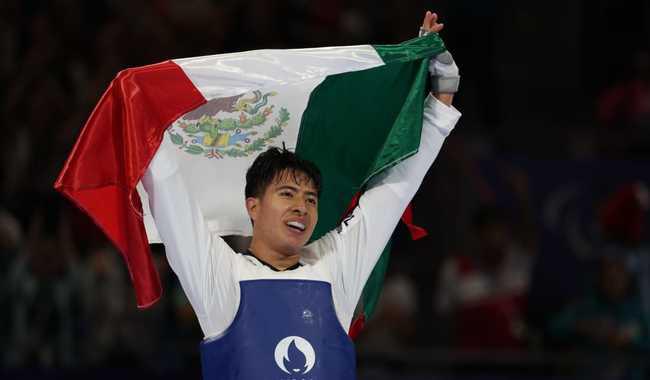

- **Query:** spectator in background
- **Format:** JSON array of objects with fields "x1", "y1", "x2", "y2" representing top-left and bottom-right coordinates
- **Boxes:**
[
  {"x1": 355, "y1": 269, "x2": 420, "y2": 380},
  {"x1": 597, "y1": 50, "x2": 650, "y2": 156},
  {"x1": 0, "y1": 207, "x2": 22, "y2": 264},
  {"x1": 545, "y1": 182, "x2": 650, "y2": 379},
  {"x1": 4, "y1": 205, "x2": 84, "y2": 369},
  {"x1": 357, "y1": 270, "x2": 419, "y2": 352},
  {"x1": 0, "y1": 207, "x2": 23, "y2": 366},
  {"x1": 599, "y1": 182, "x2": 650, "y2": 343},
  {"x1": 549, "y1": 255, "x2": 649, "y2": 379},
  {"x1": 598, "y1": 50, "x2": 650, "y2": 129},
  {"x1": 550, "y1": 255, "x2": 649, "y2": 351},
  {"x1": 79, "y1": 243, "x2": 131, "y2": 367},
  {"x1": 435, "y1": 205, "x2": 533, "y2": 351}
]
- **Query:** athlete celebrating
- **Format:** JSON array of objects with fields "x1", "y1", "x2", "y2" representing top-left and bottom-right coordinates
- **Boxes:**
[{"x1": 143, "y1": 11, "x2": 460, "y2": 379}]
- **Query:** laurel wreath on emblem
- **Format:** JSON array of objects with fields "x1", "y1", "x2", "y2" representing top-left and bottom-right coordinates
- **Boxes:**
[{"x1": 167, "y1": 90, "x2": 290, "y2": 159}]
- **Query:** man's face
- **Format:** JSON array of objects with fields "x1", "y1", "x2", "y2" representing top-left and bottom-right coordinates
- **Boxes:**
[{"x1": 246, "y1": 170, "x2": 319, "y2": 256}]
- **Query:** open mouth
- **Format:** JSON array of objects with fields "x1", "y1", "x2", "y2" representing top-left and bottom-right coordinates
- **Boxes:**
[{"x1": 286, "y1": 221, "x2": 306, "y2": 232}]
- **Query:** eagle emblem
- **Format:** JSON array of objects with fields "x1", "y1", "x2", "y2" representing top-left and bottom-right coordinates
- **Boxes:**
[{"x1": 168, "y1": 90, "x2": 290, "y2": 159}]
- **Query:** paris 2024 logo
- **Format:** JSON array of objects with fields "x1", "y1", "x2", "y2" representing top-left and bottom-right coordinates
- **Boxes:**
[{"x1": 274, "y1": 336, "x2": 315, "y2": 376}]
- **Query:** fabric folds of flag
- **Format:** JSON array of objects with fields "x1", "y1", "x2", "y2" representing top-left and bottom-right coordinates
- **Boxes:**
[{"x1": 55, "y1": 34, "x2": 446, "y2": 315}]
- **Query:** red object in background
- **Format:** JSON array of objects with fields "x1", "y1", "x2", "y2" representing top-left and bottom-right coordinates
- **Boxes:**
[
  {"x1": 54, "y1": 61, "x2": 205, "y2": 308},
  {"x1": 598, "y1": 80, "x2": 650, "y2": 127},
  {"x1": 443, "y1": 254, "x2": 530, "y2": 351},
  {"x1": 599, "y1": 182, "x2": 649, "y2": 244},
  {"x1": 456, "y1": 294, "x2": 527, "y2": 351}
]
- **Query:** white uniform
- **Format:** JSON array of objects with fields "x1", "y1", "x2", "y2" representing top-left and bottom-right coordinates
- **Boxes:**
[{"x1": 142, "y1": 95, "x2": 460, "y2": 339}]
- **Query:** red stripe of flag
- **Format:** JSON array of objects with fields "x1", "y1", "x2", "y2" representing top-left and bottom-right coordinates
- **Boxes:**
[{"x1": 55, "y1": 60, "x2": 205, "y2": 308}]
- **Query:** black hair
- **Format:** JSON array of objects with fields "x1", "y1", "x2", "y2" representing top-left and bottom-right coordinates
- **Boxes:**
[{"x1": 245, "y1": 147, "x2": 322, "y2": 199}]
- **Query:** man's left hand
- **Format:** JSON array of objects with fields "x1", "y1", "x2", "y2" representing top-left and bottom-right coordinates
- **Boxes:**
[{"x1": 420, "y1": 11, "x2": 459, "y2": 106}]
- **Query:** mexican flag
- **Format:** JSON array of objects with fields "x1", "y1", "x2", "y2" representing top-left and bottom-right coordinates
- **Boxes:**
[{"x1": 55, "y1": 34, "x2": 445, "y2": 328}]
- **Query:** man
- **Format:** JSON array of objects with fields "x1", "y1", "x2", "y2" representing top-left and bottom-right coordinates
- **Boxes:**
[{"x1": 143, "y1": 11, "x2": 461, "y2": 379}]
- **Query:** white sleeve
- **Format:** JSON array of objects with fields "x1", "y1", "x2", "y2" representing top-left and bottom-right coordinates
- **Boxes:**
[
  {"x1": 142, "y1": 148, "x2": 238, "y2": 336},
  {"x1": 326, "y1": 94, "x2": 461, "y2": 316}
]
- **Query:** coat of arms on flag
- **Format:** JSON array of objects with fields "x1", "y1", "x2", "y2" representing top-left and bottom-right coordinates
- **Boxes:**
[{"x1": 168, "y1": 90, "x2": 290, "y2": 159}]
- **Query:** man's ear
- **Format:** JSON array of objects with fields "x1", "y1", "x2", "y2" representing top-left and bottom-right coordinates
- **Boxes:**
[{"x1": 246, "y1": 197, "x2": 259, "y2": 222}]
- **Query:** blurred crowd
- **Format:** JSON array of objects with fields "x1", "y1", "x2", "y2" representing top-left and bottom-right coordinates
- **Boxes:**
[{"x1": 1, "y1": 0, "x2": 649, "y2": 378}]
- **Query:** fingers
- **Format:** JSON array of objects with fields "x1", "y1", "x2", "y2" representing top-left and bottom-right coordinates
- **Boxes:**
[
  {"x1": 430, "y1": 12, "x2": 444, "y2": 33},
  {"x1": 421, "y1": 11, "x2": 444, "y2": 34},
  {"x1": 429, "y1": 12, "x2": 438, "y2": 28},
  {"x1": 421, "y1": 11, "x2": 432, "y2": 29}
]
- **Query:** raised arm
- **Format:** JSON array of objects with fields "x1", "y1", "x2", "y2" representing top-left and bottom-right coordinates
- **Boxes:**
[
  {"x1": 317, "y1": 12, "x2": 461, "y2": 323},
  {"x1": 421, "y1": 11, "x2": 459, "y2": 106},
  {"x1": 330, "y1": 95, "x2": 460, "y2": 313},
  {"x1": 142, "y1": 143, "x2": 237, "y2": 336}
]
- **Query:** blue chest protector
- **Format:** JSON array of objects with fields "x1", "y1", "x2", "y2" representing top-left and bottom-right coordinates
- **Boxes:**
[{"x1": 200, "y1": 279, "x2": 356, "y2": 380}]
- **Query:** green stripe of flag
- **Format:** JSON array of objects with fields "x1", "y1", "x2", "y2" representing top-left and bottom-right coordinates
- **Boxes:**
[{"x1": 296, "y1": 34, "x2": 446, "y2": 322}]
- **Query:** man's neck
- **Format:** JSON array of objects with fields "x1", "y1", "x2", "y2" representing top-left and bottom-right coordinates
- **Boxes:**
[{"x1": 247, "y1": 239, "x2": 301, "y2": 271}]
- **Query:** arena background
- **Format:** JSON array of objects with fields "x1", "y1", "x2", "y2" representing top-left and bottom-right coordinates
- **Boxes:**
[{"x1": 1, "y1": 0, "x2": 649, "y2": 379}]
